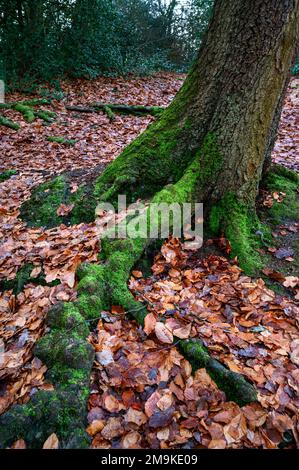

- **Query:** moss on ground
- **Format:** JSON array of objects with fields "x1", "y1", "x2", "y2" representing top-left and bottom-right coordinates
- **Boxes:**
[
  {"x1": 262, "y1": 165, "x2": 299, "y2": 224},
  {"x1": 0, "y1": 169, "x2": 17, "y2": 183},
  {"x1": 0, "y1": 297, "x2": 94, "y2": 448},
  {"x1": 0, "y1": 115, "x2": 20, "y2": 130},
  {"x1": 20, "y1": 176, "x2": 68, "y2": 228},
  {"x1": 0, "y1": 389, "x2": 90, "y2": 449},
  {"x1": 0, "y1": 263, "x2": 60, "y2": 295},
  {"x1": 20, "y1": 174, "x2": 98, "y2": 228},
  {"x1": 47, "y1": 136, "x2": 77, "y2": 146}
]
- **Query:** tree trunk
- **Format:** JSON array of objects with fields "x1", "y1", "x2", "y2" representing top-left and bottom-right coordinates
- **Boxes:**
[{"x1": 23, "y1": 0, "x2": 299, "y2": 267}]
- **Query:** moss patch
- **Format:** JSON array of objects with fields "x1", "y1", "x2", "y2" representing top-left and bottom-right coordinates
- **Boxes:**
[
  {"x1": 262, "y1": 165, "x2": 299, "y2": 224},
  {"x1": 0, "y1": 169, "x2": 17, "y2": 183},
  {"x1": 0, "y1": 263, "x2": 60, "y2": 295},
  {"x1": 209, "y1": 193, "x2": 271, "y2": 275},
  {"x1": 47, "y1": 136, "x2": 77, "y2": 146}
]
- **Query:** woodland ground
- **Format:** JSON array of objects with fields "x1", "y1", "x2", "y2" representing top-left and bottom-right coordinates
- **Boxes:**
[{"x1": 0, "y1": 73, "x2": 298, "y2": 449}]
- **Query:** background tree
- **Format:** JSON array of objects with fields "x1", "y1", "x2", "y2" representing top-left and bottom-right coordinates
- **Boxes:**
[{"x1": 0, "y1": 0, "x2": 214, "y2": 86}]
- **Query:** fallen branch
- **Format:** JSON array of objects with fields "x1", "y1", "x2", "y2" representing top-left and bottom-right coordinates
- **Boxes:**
[
  {"x1": 0, "y1": 99, "x2": 55, "y2": 129},
  {"x1": 0, "y1": 114, "x2": 20, "y2": 130},
  {"x1": 93, "y1": 102, "x2": 165, "y2": 117},
  {"x1": 66, "y1": 103, "x2": 165, "y2": 120}
]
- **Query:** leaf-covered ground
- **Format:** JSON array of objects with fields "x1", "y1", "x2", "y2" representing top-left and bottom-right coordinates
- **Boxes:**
[{"x1": 0, "y1": 74, "x2": 298, "y2": 449}]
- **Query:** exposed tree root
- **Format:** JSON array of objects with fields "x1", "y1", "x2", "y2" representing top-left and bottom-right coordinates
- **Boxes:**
[
  {"x1": 5, "y1": 120, "x2": 297, "y2": 447},
  {"x1": 0, "y1": 114, "x2": 20, "y2": 130},
  {"x1": 0, "y1": 99, "x2": 55, "y2": 128},
  {"x1": 47, "y1": 136, "x2": 77, "y2": 146},
  {"x1": 66, "y1": 103, "x2": 164, "y2": 120}
]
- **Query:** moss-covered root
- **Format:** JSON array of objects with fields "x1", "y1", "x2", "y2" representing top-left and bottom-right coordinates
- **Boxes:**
[
  {"x1": 76, "y1": 238, "x2": 149, "y2": 326},
  {"x1": 0, "y1": 114, "x2": 20, "y2": 130},
  {"x1": 76, "y1": 238, "x2": 258, "y2": 407},
  {"x1": 178, "y1": 339, "x2": 257, "y2": 406},
  {"x1": 0, "y1": 100, "x2": 55, "y2": 126},
  {"x1": 209, "y1": 193, "x2": 269, "y2": 275},
  {"x1": 47, "y1": 136, "x2": 77, "y2": 146},
  {"x1": 0, "y1": 302, "x2": 94, "y2": 449}
]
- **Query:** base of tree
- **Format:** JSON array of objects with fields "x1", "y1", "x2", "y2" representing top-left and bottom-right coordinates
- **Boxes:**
[{"x1": 1, "y1": 163, "x2": 298, "y2": 448}]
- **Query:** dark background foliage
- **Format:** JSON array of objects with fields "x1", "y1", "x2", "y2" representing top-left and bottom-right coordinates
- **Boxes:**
[{"x1": 0, "y1": 0, "x2": 297, "y2": 90}]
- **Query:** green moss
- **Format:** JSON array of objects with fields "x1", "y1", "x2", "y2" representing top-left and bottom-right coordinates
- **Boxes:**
[
  {"x1": 0, "y1": 169, "x2": 17, "y2": 182},
  {"x1": 209, "y1": 193, "x2": 270, "y2": 275},
  {"x1": 179, "y1": 339, "x2": 257, "y2": 406},
  {"x1": 0, "y1": 263, "x2": 59, "y2": 295},
  {"x1": 36, "y1": 110, "x2": 56, "y2": 122},
  {"x1": 0, "y1": 100, "x2": 55, "y2": 130},
  {"x1": 0, "y1": 115, "x2": 20, "y2": 130},
  {"x1": 47, "y1": 303, "x2": 89, "y2": 337},
  {"x1": 0, "y1": 389, "x2": 91, "y2": 448},
  {"x1": 35, "y1": 330, "x2": 94, "y2": 370},
  {"x1": 47, "y1": 136, "x2": 77, "y2": 146},
  {"x1": 47, "y1": 364, "x2": 90, "y2": 390},
  {"x1": 263, "y1": 166, "x2": 299, "y2": 223},
  {"x1": 20, "y1": 175, "x2": 67, "y2": 228},
  {"x1": 92, "y1": 76, "x2": 198, "y2": 205},
  {"x1": 14, "y1": 103, "x2": 35, "y2": 122},
  {"x1": 21, "y1": 99, "x2": 51, "y2": 106}
]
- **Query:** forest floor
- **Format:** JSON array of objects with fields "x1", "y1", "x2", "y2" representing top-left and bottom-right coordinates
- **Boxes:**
[{"x1": 0, "y1": 73, "x2": 298, "y2": 449}]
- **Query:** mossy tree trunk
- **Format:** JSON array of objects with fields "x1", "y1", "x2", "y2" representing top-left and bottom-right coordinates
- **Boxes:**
[{"x1": 23, "y1": 0, "x2": 299, "y2": 244}]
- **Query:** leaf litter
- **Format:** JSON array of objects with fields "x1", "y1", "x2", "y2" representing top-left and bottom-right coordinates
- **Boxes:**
[{"x1": 0, "y1": 74, "x2": 298, "y2": 449}]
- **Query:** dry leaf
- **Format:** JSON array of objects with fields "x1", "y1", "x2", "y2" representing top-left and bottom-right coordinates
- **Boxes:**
[{"x1": 43, "y1": 433, "x2": 59, "y2": 449}]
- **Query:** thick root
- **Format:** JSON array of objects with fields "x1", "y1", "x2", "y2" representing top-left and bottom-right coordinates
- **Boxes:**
[
  {"x1": 0, "y1": 100, "x2": 55, "y2": 128},
  {"x1": 0, "y1": 114, "x2": 20, "y2": 130},
  {"x1": 178, "y1": 340, "x2": 257, "y2": 406},
  {"x1": 66, "y1": 103, "x2": 164, "y2": 118}
]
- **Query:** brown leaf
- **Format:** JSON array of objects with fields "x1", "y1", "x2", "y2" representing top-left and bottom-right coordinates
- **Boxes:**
[
  {"x1": 125, "y1": 407, "x2": 147, "y2": 426},
  {"x1": 283, "y1": 276, "x2": 299, "y2": 288},
  {"x1": 43, "y1": 433, "x2": 59, "y2": 449},
  {"x1": 155, "y1": 322, "x2": 173, "y2": 344},
  {"x1": 121, "y1": 431, "x2": 141, "y2": 449},
  {"x1": 148, "y1": 407, "x2": 174, "y2": 428},
  {"x1": 173, "y1": 323, "x2": 192, "y2": 339},
  {"x1": 145, "y1": 391, "x2": 161, "y2": 417},
  {"x1": 56, "y1": 203, "x2": 74, "y2": 216},
  {"x1": 144, "y1": 312, "x2": 157, "y2": 335},
  {"x1": 103, "y1": 394, "x2": 120, "y2": 413},
  {"x1": 86, "y1": 419, "x2": 105, "y2": 436},
  {"x1": 11, "y1": 439, "x2": 26, "y2": 449}
]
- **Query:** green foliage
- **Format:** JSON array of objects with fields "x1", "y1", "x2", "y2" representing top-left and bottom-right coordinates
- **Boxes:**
[{"x1": 0, "y1": 0, "x2": 214, "y2": 87}]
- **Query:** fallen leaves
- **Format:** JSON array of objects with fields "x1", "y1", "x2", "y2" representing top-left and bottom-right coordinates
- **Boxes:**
[
  {"x1": 154, "y1": 322, "x2": 173, "y2": 344},
  {"x1": 43, "y1": 433, "x2": 59, "y2": 449}
]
